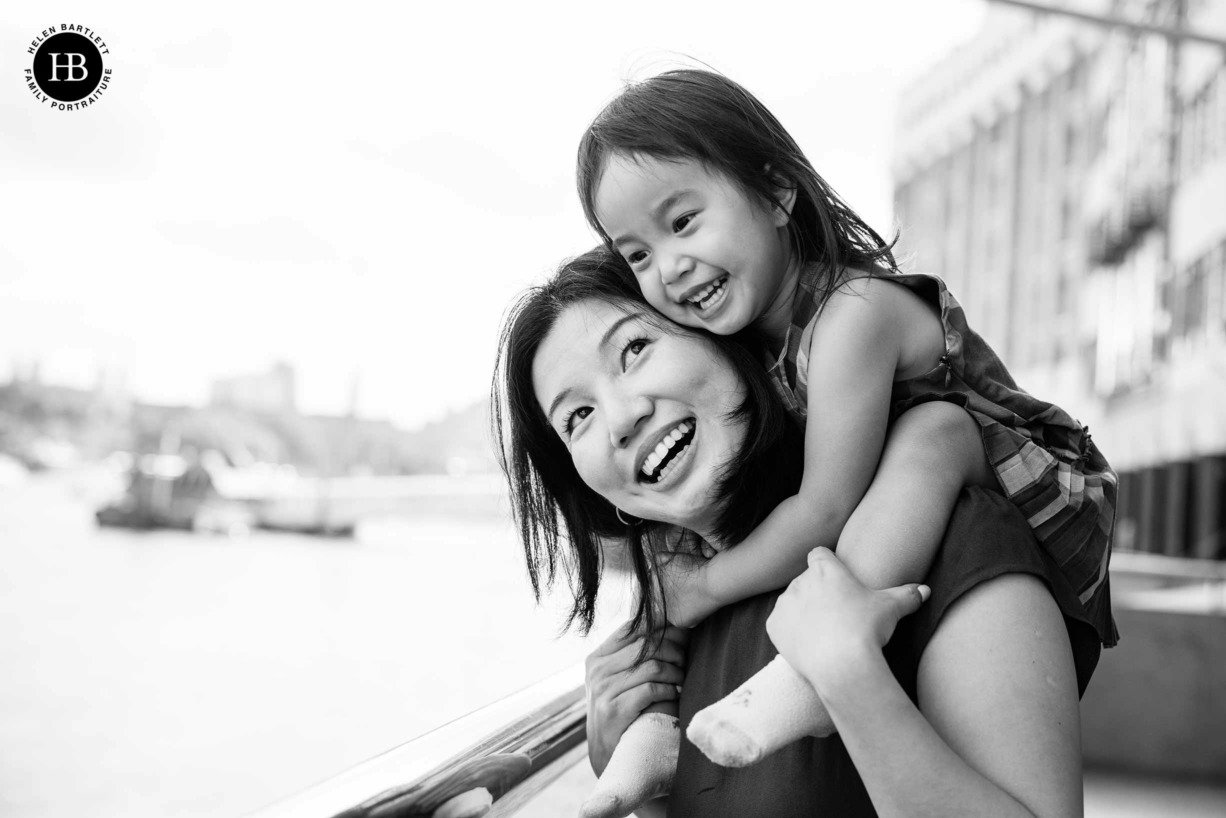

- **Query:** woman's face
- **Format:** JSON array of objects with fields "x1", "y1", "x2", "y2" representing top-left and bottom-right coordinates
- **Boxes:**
[{"x1": 532, "y1": 299, "x2": 747, "y2": 537}]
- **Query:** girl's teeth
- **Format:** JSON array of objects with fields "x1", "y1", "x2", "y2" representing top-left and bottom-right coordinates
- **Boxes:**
[{"x1": 689, "y1": 279, "x2": 725, "y2": 308}]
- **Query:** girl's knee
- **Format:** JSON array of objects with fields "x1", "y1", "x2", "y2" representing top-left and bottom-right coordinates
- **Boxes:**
[
  {"x1": 890, "y1": 402, "x2": 991, "y2": 484},
  {"x1": 894, "y1": 402, "x2": 976, "y2": 452}
]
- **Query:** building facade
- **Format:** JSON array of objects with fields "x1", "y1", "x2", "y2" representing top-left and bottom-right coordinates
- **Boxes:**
[{"x1": 892, "y1": 0, "x2": 1226, "y2": 555}]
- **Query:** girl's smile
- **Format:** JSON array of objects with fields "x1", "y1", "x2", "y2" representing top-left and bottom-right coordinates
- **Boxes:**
[
  {"x1": 593, "y1": 153, "x2": 801, "y2": 341},
  {"x1": 681, "y1": 276, "x2": 729, "y2": 315}
]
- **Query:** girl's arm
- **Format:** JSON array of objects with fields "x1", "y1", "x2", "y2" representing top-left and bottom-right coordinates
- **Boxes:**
[
  {"x1": 768, "y1": 549, "x2": 1083, "y2": 818},
  {"x1": 664, "y1": 277, "x2": 964, "y2": 626}
]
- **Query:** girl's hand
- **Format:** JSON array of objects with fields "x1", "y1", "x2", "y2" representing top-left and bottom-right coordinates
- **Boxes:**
[
  {"x1": 654, "y1": 549, "x2": 718, "y2": 629},
  {"x1": 674, "y1": 527, "x2": 720, "y2": 560},
  {"x1": 765, "y1": 548, "x2": 929, "y2": 691},
  {"x1": 584, "y1": 620, "x2": 687, "y2": 775}
]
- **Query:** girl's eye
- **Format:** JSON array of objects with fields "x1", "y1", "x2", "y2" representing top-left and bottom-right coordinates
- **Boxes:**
[
  {"x1": 625, "y1": 249, "x2": 648, "y2": 266},
  {"x1": 672, "y1": 213, "x2": 695, "y2": 232},
  {"x1": 622, "y1": 337, "x2": 648, "y2": 369},
  {"x1": 564, "y1": 406, "x2": 592, "y2": 436}
]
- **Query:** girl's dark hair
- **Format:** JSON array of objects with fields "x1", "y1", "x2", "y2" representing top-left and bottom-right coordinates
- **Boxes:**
[
  {"x1": 577, "y1": 68, "x2": 898, "y2": 308},
  {"x1": 492, "y1": 246, "x2": 802, "y2": 643}
]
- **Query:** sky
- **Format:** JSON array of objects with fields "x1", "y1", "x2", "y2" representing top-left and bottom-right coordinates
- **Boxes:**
[{"x1": 2, "y1": 0, "x2": 990, "y2": 430}]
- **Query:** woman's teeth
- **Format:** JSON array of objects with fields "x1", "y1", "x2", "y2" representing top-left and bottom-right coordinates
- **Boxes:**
[
  {"x1": 641, "y1": 420, "x2": 695, "y2": 482},
  {"x1": 687, "y1": 278, "x2": 726, "y2": 311}
]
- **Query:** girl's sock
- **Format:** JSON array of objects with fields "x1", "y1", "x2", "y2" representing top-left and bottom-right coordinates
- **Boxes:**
[
  {"x1": 686, "y1": 655, "x2": 832, "y2": 767},
  {"x1": 580, "y1": 711, "x2": 679, "y2": 818}
]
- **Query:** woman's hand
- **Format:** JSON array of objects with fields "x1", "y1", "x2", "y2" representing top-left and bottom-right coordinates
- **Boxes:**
[
  {"x1": 766, "y1": 547, "x2": 928, "y2": 691},
  {"x1": 584, "y1": 620, "x2": 687, "y2": 776}
]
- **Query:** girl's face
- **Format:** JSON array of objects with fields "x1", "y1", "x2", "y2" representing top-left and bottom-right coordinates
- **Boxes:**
[
  {"x1": 532, "y1": 299, "x2": 747, "y2": 539},
  {"x1": 593, "y1": 153, "x2": 798, "y2": 338}
]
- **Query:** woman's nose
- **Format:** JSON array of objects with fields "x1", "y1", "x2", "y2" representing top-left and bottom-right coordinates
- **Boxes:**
[{"x1": 606, "y1": 392, "x2": 653, "y2": 448}]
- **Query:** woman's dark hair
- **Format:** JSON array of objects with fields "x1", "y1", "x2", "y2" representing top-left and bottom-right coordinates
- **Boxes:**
[
  {"x1": 491, "y1": 246, "x2": 802, "y2": 645},
  {"x1": 577, "y1": 68, "x2": 898, "y2": 308}
]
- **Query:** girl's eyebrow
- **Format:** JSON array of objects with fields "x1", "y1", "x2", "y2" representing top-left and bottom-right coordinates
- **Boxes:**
[
  {"x1": 544, "y1": 312, "x2": 644, "y2": 422},
  {"x1": 611, "y1": 190, "x2": 695, "y2": 248},
  {"x1": 650, "y1": 190, "x2": 695, "y2": 221}
]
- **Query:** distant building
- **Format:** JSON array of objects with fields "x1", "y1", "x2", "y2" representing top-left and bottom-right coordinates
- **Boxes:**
[
  {"x1": 210, "y1": 361, "x2": 297, "y2": 415},
  {"x1": 892, "y1": 0, "x2": 1226, "y2": 472}
]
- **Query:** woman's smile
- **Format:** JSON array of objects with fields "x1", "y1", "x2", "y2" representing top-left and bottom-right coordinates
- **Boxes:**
[{"x1": 638, "y1": 419, "x2": 696, "y2": 484}]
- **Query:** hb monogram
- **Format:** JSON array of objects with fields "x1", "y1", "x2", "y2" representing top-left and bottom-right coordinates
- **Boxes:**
[{"x1": 48, "y1": 53, "x2": 89, "y2": 81}]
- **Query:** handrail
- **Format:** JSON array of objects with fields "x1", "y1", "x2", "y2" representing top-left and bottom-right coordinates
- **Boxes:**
[
  {"x1": 249, "y1": 664, "x2": 588, "y2": 818},
  {"x1": 246, "y1": 555, "x2": 1222, "y2": 816}
]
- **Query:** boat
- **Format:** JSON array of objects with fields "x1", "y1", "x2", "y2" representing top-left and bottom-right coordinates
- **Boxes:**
[{"x1": 94, "y1": 454, "x2": 497, "y2": 537}]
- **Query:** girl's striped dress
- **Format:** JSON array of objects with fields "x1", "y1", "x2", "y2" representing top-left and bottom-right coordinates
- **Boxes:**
[{"x1": 766, "y1": 268, "x2": 1118, "y2": 647}]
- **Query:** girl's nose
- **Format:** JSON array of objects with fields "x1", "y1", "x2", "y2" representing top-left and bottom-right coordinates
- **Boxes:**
[
  {"x1": 606, "y1": 392, "x2": 653, "y2": 449},
  {"x1": 659, "y1": 250, "x2": 694, "y2": 286}
]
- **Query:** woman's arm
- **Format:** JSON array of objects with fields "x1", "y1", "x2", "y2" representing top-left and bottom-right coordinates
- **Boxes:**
[
  {"x1": 584, "y1": 620, "x2": 687, "y2": 774},
  {"x1": 768, "y1": 549, "x2": 1083, "y2": 818},
  {"x1": 664, "y1": 277, "x2": 953, "y2": 627},
  {"x1": 583, "y1": 620, "x2": 685, "y2": 817}
]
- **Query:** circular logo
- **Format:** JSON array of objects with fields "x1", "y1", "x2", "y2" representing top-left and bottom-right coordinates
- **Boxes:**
[
  {"x1": 24, "y1": 25, "x2": 112, "y2": 111},
  {"x1": 33, "y1": 33, "x2": 103, "y2": 101}
]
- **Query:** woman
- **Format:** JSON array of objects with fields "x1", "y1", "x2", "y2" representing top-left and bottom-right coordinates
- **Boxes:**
[{"x1": 493, "y1": 248, "x2": 1101, "y2": 817}]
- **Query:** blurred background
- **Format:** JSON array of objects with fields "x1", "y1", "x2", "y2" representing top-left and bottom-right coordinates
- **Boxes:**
[{"x1": 1, "y1": 0, "x2": 1224, "y2": 815}]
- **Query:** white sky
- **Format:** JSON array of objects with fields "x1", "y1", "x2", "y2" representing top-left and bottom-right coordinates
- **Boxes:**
[{"x1": 2, "y1": 0, "x2": 988, "y2": 430}]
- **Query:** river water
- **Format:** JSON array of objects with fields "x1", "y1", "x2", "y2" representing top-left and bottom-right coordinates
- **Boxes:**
[
  {"x1": 8, "y1": 470, "x2": 1226, "y2": 818},
  {"x1": 0, "y1": 469, "x2": 628, "y2": 818}
]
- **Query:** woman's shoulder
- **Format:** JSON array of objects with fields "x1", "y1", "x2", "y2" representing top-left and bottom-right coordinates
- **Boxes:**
[{"x1": 887, "y1": 488, "x2": 1102, "y2": 698}]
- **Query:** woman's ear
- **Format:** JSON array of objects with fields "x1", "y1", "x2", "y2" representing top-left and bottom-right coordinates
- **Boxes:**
[{"x1": 764, "y1": 164, "x2": 797, "y2": 226}]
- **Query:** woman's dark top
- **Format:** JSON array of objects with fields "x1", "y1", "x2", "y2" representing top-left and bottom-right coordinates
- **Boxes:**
[{"x1": 667, "y1": 488, "x2": 1102, "y2": 818}]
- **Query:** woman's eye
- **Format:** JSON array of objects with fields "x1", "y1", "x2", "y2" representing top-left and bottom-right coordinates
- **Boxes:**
[
  {"x1": 622, "y1": 338, "x2": 648, "y2": 369},
  {"x1": 672, "y1": 213, "x2": 695, "y2": 232},
  {"x1": 564, "y1": 406, "x2": 592, "y2": 435}
]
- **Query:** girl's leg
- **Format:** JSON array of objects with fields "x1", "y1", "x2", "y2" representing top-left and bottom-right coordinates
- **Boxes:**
[
  {"x1": 688, "y1": 654, "x2": 834, "y2": 766},
  {"x1": 582, "y1": 701, "x2": 679, "y2": 818},
  {"x1": 688, "y1": 401, "x2": 992, "y2": 768}
]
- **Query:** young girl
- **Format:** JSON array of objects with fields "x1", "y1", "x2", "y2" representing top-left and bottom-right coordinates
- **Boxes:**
[{"x1": 574, "y1": 69, "x2": 1118, "y2": 817}]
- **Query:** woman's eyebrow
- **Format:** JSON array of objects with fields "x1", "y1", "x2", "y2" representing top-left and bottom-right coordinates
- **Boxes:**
[
  {"x1": 545, "y1": 388, "x2": 573, "y2": 426},
  {"x1": 544, "y1": 312, "x2": 645, "y2": 423},
  {"x1": 599, "y1": 312, "x2": 642, "y2": 350}
]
